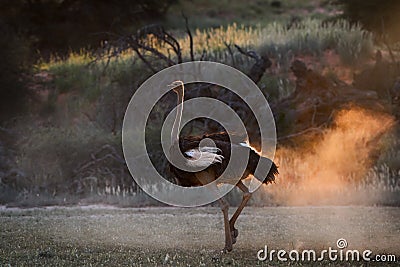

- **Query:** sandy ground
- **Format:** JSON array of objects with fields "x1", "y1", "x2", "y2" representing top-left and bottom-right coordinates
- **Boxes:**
[{"x1": 0, "y1": 205, "x2": 399, "y2": 266}]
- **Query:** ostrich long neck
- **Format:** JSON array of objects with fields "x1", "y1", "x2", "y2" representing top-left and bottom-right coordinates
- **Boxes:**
[{"x1": 171, "y1": 85, "x2": 184, "y2": 144}]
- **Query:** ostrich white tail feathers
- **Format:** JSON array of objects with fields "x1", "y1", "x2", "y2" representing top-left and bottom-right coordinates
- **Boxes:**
[{"x1": 239, "y1": 142, "x2": 250, "y2": 148}]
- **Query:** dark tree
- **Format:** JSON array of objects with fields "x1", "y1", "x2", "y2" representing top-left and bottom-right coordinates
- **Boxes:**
[
  {"x1": 0, "y1": 22, "x2": 32, "y2": 120},
  {"x1": 0, "y1": 0, "x2": 177, "y2": 55},
  {"x1": 335, "y1": 0, "x2": 400, "y2": 42},
  {"x1": 0, "y1": 0, "x2": 177, "y2": 120}
]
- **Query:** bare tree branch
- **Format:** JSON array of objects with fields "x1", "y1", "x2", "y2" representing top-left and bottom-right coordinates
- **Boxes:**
[
  {"x1": 132, "y1": 39, "x2": 176, "y2": 66},
  {"x1": 224, "y1": 41, "x2": 236, "y2": 67},
  {"x1": 161, "y1": 29, "x2": 182, "y2": 63},
  {"x1": 200, "y1": 49, "x2": 207, "y2": 61},
  {"x1": 234, "y1": 44, "x2": 271, "y2": 83},
  {"x1": 278, "y1": 125, "x2": 326, "y2": 141},
  {"x1": 131, "y1": 45, "x2": 157, "y2": 73},
  {"x1": 234, "y1": 44, "x2": 258, "y2": 59},
  {"x1": 183, "y1": 12, "x2": 195, "y2": 61}
]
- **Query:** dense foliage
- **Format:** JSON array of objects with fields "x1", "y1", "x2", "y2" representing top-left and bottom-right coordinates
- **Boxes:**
[
  {"x1": 0, "y1": 0, "x2": 176, "y2": 120},
  {"x1": 336, "y1": 0, "x2": 400, "y2": 42},
  {"x1": 0, "y1": 22, "x2": 32, "y2": 120},
  {"x1": 0, "y1": 0, "x2": 177, "y2": 54}
]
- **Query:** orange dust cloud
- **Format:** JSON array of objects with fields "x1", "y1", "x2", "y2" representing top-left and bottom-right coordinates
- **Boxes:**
[{"x1": 265, "y1": 106, "x2": 395, "y2": 206}]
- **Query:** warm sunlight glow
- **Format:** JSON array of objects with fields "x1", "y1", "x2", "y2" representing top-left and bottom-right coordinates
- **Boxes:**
[{"x1": 267, "y1": 107, "x2": 395, "y2": 205}]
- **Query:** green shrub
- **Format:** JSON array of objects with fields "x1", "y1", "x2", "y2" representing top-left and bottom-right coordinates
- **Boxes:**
[{"x1": 14, "y1": 124, "x2": 126, "y2": 195}]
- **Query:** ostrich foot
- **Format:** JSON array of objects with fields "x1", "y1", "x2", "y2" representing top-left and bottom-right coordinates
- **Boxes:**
[
  {"x1": 222, "y1": 244, "x2": 233, "y2": 253},
  {"x1": 231, "y1": 227, "x2": 239, "y2": 244}
]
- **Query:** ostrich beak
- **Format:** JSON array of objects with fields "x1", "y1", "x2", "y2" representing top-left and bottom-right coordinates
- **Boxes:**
[
  {"x1": 167, "y1": 80, "x2": 184, "y2": 89},
  {"x1": 168, "y1": 80, "x2": 184, "y2": 93}
]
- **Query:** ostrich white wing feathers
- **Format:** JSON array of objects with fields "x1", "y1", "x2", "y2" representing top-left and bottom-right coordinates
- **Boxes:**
[
  {"x1": 184, "y1": 149, "x2": 197, "y2": 158},
  {"x1": 184, "y1": 148, "x2": 224, "y2": 168},
  {"x1": 199, "y1": 146, "x2": 222, "y2": 154}
]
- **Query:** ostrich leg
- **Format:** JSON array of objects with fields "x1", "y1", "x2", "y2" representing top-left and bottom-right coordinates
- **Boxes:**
[
  {"x1": 195, "y1": 170, "x2": 233, "y2": 252},
  {"x1": 219, "y1": 198, "x2": 233, "y2": 252},
  {"x1": 229, "y1": 181, "x2": 252, "y2": 244}
]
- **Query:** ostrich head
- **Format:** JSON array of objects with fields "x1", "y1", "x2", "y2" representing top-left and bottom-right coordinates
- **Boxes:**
[{"x1": 168, "y1": 80, "x2": 184, "y2": 95}]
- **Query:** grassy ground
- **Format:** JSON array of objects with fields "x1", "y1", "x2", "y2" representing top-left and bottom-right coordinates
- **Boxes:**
[{"x1": 1, "y1": 206, "x2": 399, "y2": 266}]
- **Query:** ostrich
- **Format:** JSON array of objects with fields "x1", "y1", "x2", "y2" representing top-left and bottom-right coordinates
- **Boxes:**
[{"x1": 168, "y1": 80, "x2": 278, "y2": 252}]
